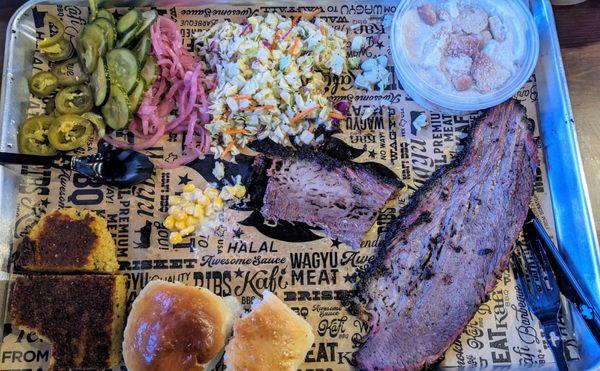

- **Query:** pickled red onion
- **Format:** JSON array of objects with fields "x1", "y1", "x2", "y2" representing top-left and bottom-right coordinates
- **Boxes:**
[{"x1": 104, "y1": 16, "x2": 213, "y2": 168}]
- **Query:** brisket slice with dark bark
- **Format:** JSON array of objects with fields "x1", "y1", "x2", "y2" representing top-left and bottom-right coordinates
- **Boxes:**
[
  {"x1": 347, "y1": 100, "x2": 539, "y2": 370},
  {"x1": 256, "y1": 148, "x2": 400, "y2": 248}
]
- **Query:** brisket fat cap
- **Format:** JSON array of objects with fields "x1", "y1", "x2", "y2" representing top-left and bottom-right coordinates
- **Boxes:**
[
  {"x1": 351, "y1": 100, "x2": 539, "y2": 370},
  {"x1": 258, "y1": 149, "x2": 399, "y2": 249}
]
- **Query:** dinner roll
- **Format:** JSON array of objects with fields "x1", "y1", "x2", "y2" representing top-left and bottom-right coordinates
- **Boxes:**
[
  {"x1": 123, "y1": 280, "x2": 241, "y2": 371},
  {"x1": 224, "y1": 290, "x2": 315, "y2": 370}
]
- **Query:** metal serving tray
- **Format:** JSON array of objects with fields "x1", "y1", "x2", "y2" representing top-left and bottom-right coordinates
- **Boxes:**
[{"x1": 0, "y1": 0, "x2": 598, "y2": 369}]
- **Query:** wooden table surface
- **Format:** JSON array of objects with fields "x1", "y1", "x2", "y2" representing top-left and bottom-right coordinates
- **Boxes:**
[{"x1": 0, "y1": 1, "x2": 599, "y2": 237}]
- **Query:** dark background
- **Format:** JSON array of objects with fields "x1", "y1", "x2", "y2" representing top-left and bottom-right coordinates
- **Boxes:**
[{"x1": 0, "y1": 0, "x2": 599, "y2": 237}]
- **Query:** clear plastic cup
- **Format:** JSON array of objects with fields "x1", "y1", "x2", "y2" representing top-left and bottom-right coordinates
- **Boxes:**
[{"x1": 391, "y1": 0, "x2": 540, "y2": 113}]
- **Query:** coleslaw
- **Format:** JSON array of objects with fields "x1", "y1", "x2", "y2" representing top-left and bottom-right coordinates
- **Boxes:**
[{"x1": 195, "y1": 12, "x2": 348, "y2": 161}]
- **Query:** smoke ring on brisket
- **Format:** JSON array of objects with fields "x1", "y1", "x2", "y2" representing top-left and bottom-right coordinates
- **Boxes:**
[
  {"x1": 343, "y1": 99, "x2": 539, "y2": 370},
  {"x1": 253, "y1": 146, "x2": 402, "y2": 249}
]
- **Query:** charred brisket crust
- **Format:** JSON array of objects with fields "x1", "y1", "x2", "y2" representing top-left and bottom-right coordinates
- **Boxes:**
[
  {"x1": 251, "y1": 140, "x2": 402, "y2": 188},
  {"x1": 249, "y1": 139, "x2": 295, "y2": 159},
  {"x1": 295, "y1": 147, "x2": 403, "y2": 188},
  {"x1": 342, "y1": 99, "x2": 532, "y2": 316},
  {"x1": 248, "y1": 154, "x2": 272, "y2": 209}
]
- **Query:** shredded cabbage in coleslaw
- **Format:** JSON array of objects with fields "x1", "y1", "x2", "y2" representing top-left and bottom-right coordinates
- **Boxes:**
[{"x1": 195, "y1": 12, "x2": 348, "y2": 161}]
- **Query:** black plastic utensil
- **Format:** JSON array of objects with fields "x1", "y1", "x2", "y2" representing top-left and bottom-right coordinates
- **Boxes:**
[
  {"x1": 523, "y1": 212, "x2": 600, "y2": 346},
  {"x1": 513, "y1": 237, "x2": 569, "y2": 370},
  {"x1": 0, "y1": 149, "x2": 154, "y2": 188}
]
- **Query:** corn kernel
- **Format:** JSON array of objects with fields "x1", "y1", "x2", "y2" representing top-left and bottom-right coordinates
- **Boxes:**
[
  {"x1": 164, "y1": 216, "x2": 175, "y2": 230},
  {"x1": 192, "y1": 190, "x2": 204, "y2": 201},
  {"x1": 185, "y1": 204, "x2": 195, "y2": 215},
  {"x1": 220, "y1": 188, "x2": 233, "y2": 201},
  {"x1": 186, "y1": 217, "x2": 198, "y2": 227},
  {"x1": 175, "y1": 220, "x2": 187, "y2": 230},
  {"x1": 165, "y1": 182, "x2": 239, "y2": 242},
  {"x1": 205, "y1": 206, "x2": 214, "y2": 217},
  {"x1": 229, "y1": 185, "x2": 246, "y2": 198},
  {"x1": 169, "y1": 232, "x2": 183, "y2": 244},
  {"x1": 197, "y1": 194, "x2": 211, "y2": 206},
  {"x1": 183, "y1": 184, "x2": 196, "y2": 193},
  {"x1": 194, "y1": 205, "x2": 205, "y2": 218},
  {"x1": 205, "y1": 187, "x2": 219, "y2": 199},
  {"x1": 174, "y1": 211, "x2": 186, "y2": 221},
  {"x1": 180, "y1": 226, "x2": 195, "y2": 236}
]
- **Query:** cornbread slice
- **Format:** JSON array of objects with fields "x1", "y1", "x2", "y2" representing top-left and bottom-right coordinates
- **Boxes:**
[
  {"x1": 225, "y1": 290, "x2": 314, "y2": 370},
  {"x1": 9, "y1": 274, "x2": 127, "y2": 370},
  {"x1": 17, "y1": 208, "x2": 118, "y2": 273}
]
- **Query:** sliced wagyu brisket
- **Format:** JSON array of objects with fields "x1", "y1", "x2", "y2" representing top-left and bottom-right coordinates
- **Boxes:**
[
  {"x1": 255, "y1": 148, "x2": 400, "y2": 248},
  {"x1": 346, "y1": 99, "x2": 539, "y2": 370}
]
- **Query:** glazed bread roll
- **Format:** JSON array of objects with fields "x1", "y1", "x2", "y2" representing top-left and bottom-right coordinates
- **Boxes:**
[
  {"x1": 225, "y1": 290, "x2": 315, "y2": 370},
  {"x1": 123, "y1": 280, "x2": 242, "y2": 371}
]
